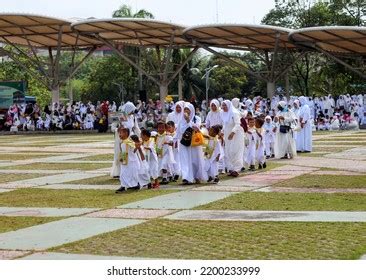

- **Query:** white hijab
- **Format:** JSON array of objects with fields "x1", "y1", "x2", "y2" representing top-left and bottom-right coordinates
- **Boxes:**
[
  {"x1": 221, "y1": 100, "x2": 236, "y2": 124},
  {"x1": 122, "y1": 102, "x2": 136, "y2": 115},
  {"x1": 184, "y1": 102, "x2": 195, "y2": 122}
]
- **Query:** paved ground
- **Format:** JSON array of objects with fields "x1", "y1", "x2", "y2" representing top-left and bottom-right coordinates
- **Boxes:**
[{"x1": 0, "y1": 131, "x2": 365, "y2": 260}]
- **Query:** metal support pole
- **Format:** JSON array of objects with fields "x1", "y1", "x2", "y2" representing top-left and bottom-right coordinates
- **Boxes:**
[
  {"x1": 95, "y1": 35, "x2": 160, "y2": 86},
  {"x1": 315, "y1": 46, "x2": 366, "y2": 80},
  {"x1": 197, "y1": 43, "x2": 268, "y2": 82}
]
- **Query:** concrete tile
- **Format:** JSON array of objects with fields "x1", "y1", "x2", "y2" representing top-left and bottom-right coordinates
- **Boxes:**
[
  {"x1": 33, "y1": 184, "x2": 118, "y2": 190},
  {"x1": 119, "y1": 191, "x2": 236, "y2": 210},
  {"x1": 20, "y1": 252, "x2": 152, "y2": 260},
  {"x1": 264, "y1": 187, "x2": 366, "y2": 194},
  {"x1": 85, "y1": 209, "x2": 175, "y2": 219},
  {"x1": 0, "y1": 217, "x2": 144, "y2": 250},
  {"x1": 0, "y1": 207, "x2": 100, "y2": 217},
  {"x1": 192, "y1": 185, "x2": 260, "y2": 192},
  {"x1": 0, "y1": 250, "x2": 30, "y2": 260},
  {"x1": 165, "y1": 210, "x2": 366, "y2": 222},
  {"x1": 0, "y1": 189, "x2": 15, "y2": 193}
]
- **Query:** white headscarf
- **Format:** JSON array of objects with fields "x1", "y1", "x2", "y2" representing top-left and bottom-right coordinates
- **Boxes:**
[
  {"x1": 299, "y1": 96, "x2": 307, "y2": 106},
  {"x1": 221, "y1": 100, "x2": 235, "y2": 124},
  {"x1": 231, "y1": 98, "x2": 240, "y2": 109},
  {"x1": 184, "y1": 102, "x2": 195, "y2": 122},
  {"x1": 210, "y1": 99, "x2": 220, "y2": 111},
  {"x1": 122, "y1": 102, "x2": 136, "y2": 115}
]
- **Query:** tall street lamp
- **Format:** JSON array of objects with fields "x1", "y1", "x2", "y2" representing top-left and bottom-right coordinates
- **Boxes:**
[{"x1": 203, "y1": 65, "x2": 219, "y2": 106}]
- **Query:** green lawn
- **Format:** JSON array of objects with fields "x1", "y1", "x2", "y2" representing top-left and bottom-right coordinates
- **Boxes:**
[
  {"x1": 312, "y1": 147, "x2": 351, "y2": 153},
  {"x1": 298, "y1": 153, "x2": 328, "y2": 158},
  {"x1": 195, "y1": 192, "x2": 366, "y2": 211},
  {"x1": 68, "y1": 175, "x2": 120, "y2": 185},
  {"x1": 313, "y1": 142, "x2": 365, "y2": 146},
  {"x1": 67, "y1": 162, "x2": 285, "y2": 186},
  {"x1": 52, "y1": 220, "x2": 366, "y2": 259},
  {"x1": 0, "y1": 173, "x2": 51, "y2": 184},
  {"x1": 0, "y1": 189, "x2": 178, "y2": 208},
  {"x1": 0, "y1": 162, "x2": 111, "y2": 171},
  {"x1": 0, "y1": 153, "x2": 61, "y2": 161},
  {"x1": 79, "y1": 154, "x2": 114, "y2": 162},
  {"x1": 276, "y1": 175, "x2": 366, "y2": 189},
  {"x1": 0, "y1": 216, "x2": 60, "y2": 234}
]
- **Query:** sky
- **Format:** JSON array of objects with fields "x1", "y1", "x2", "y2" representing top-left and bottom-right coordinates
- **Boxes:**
[{"x1": 0, "y1": 0, "x2": 277, "y2": 25}]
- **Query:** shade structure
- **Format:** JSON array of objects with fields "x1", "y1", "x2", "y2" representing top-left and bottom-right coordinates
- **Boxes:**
[
  {"x1": 71, "y1": 18, "x2": 197, "y2": 106},
  {"x1": 183, "y1": 24, "x2": 296, "y2": 51},
  {"x1": 0, "y1": 14, "x2": 102, "y2": 103},
  {"x1": 0, "y1": 13, "x2": 101, "y2": 48},
  {"x1": 184, "y1": 24, "x2": 300, "y2": 98},
  {"x1": 71, "y1": 18, "x2": 190, "y2": 48},
  {"x1": 289, "y1": 26, "x2": 366, "y2": 55}
]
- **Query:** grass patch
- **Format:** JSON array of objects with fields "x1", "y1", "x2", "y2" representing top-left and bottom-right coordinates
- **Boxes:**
[
  {"x1": 0, "y1": 189, "x2": 178, "y2": 208},
  {"x1": 67, "y1": 162, "x2": 285, "y2": 186},
  {"x1": 52, "y1": 220, "x2": 366, "y2": 259},
  {"x1": 313, "y1": 142, "x2": 364, "y2": 146},
  {"x1": 68, "y1": 175, "x2": 119, "y2": 185},
  {"x1": 0, "y1": 173, "x2": 50, "y2": 184},
  {"x1": 79, "y1": 154, "x2": 114, "y2": 162},
  {"x1": 0, "y1": 153, "x2": 60, "y2": 161},
  {"x1": 277, "y1": 175, "x2": 366, "y2": 189},
  {"x1": 312, "y1": 147, "x2": 350, "y2": 153},
  {"x1": 0, "y1": 162, "x2": 111, "y2": 171},
  {"x1": 195, "y1": 192, "x2": 366, "y2": 211},
  {"x1": 297, "y1": 153, "x2": 328, "y2": 158},
  {"x1": 0, "y1": 216, "x2": 60, "y2": 234}
]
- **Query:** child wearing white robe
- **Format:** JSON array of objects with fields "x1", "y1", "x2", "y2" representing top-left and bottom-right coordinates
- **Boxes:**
[
  {"x1": 245, "y1": 117, "x2": 256, "y2": 171},
  {"x1": 178, "y1": 103, "x2": 207, "y2": 184},
  {"x1": 36, "y1": 117, "x2": 44, "y2": 130},
  {"x1": 131, "y1": 135, "x2": 150, "y2": 188},
  {"x1": 44, "y1": 114, "x2": 51, "y2": 130},
  {"x1": 115, "y1": 128, "x2": 140, "y2": 193},
  {"x1": 141, "y1": 130, "x2": 159, "y2": 188},
  {"x1": 255, "y1": 118, "x2": 266, "y2": 169},
  {"x1": 166, "y1": 121, "x2": 180, "y2": 181},
  {"x1": 84, "y1": 113, "x2": 94, "y2": 130},
  {"x1": 204, "y1": 125, "x2": 222, "y2": 183},
  {"x1": 263, "y1": 116, "x2": 275, "y2": 158},
  {"x1": 155, "y1": 122, "x2": 175, "y2": 184}
]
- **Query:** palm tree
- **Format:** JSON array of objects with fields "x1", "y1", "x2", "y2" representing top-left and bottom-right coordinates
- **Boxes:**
[
  {"x1": 112, "y1": 4, "x2": 155, "y2": 100},
  {"x1": 112, "y1": 4, "x2": 154, "y2": 19}
]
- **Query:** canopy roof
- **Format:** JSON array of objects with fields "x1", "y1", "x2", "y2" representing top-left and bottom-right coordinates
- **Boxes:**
[
  {"x1": 71, "y1": 18, "x2": 190, "y2": 47},
  {"x1": 183, "y1": 24, "x2": 296, "y2": 50},
  {"x1": 0, "y1": 13, "x2": 101, "y2": 48},
  {"x1": 289, "y1": 26, "x2": 366, "y2": 55}
]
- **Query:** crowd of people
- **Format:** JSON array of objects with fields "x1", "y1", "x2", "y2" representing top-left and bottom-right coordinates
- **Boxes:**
[
  {"x1": 1, "y1": 93, "x2": 365, "y2": 191},
  {"x1": 1, "y1": 101, "x2": 112, "y2": 132},
  {"x1": 110, "y1": 93, "x2": 366, "y2": 193},
  {"x1": 2, "y1": 93, "x2": 365, "y2": 133}
]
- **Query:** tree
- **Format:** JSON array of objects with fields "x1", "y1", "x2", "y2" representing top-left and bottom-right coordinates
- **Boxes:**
[
  {"x1": 209, "y1": 54, "x2": 248, "y2": 100},
  {"x1": 112, "y1": 4, "x2": 154, "y2": 19},
  {"x1": 262, "y1": 1, "x2": 366, "y2": 96}
]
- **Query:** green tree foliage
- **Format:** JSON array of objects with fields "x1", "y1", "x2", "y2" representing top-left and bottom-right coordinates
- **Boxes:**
[
  {"x1": 0, "y1": 58, "x2": 50, "y2": 107},
  {"x1": 210, "y1": 54, "x2": 248, "y2": 100},
  {"x1": 262, "y1": 0, "x2": 366, "y2": 97},
  {"x1": 112, "y1": 4, "x2": 154, "y2": 19}
]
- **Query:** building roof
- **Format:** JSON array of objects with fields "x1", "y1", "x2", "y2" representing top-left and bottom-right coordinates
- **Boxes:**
[
  {"x1": 289, "y1": 26, "x2": 366, "y2": 55},
  {"x1": 183, "y1": 24, "x2": 296, "y2": 51},
  {"x1": 0, "y1": 13, "x2": 101, "y2": 48},
  {"x1": 71, "y1": 18, "x2": 190, "y2": 47}
]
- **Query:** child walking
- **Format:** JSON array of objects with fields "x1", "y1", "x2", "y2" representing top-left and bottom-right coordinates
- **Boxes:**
[
  {"x1": 141, "y1": 129, "x2": 160, "y2": 189},
  {"x1": 115, "y1": 127, "x2": 142, "y2": 193},
  {"x1": 204, "y1": 125, "x2": 223, "y2": 184}
]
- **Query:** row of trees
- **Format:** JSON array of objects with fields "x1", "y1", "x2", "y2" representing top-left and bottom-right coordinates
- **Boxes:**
[{"x1": 0, "y1": 1, "x2": 365, "y2": 107}]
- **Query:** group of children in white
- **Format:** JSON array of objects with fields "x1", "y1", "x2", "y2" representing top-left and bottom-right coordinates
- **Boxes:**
[{"x1": 110, "y1": 97, "x2": 311, "y2": 193}]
